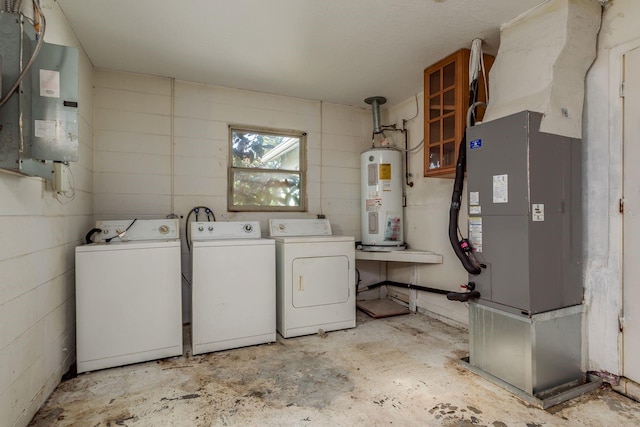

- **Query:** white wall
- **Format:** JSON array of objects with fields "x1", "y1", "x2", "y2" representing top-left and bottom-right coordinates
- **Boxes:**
[
  {"x1": 583, "y1": 0, "x2": 640, "y2": 375},
  {"x1": 94, "y1": 74, "x2": 370, "y2": 228},
  {"x1": 0, "y1": 1, "x2": 94, "y2": 426},
  {"x1": 93, "y1": 73, "x2": 371, "y2": 320},
  {"x1": 383, "y1": 96, "x2": 470, "y2": 325}
]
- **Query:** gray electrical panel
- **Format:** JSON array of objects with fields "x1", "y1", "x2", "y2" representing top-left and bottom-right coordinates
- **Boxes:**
[
  {"x1": 466, "y1": 111, "x2": 582, "y2": 316},
  {"x1": 0, "y1": 13, "x2": 78, "y2": 177},
  {"x1": 0, "y1": 13, "x2": 34, "y2": 170},
  {"x1": 30, "y1": 40, "x2": 79, "y2": 162}
]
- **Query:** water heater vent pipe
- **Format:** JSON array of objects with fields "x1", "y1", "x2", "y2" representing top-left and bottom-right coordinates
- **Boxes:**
[{"x1": 364, "y1": 96, "x2": 387, "y2": 134}]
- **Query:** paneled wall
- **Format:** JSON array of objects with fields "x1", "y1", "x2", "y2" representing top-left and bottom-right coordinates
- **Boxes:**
[
  {"x1": 384, "y1": 95, "x2": 469, "y2": 325},
  {"x1": 0, "y1": 1, "x2": 94, "y2": 426},
  {"x1": 93, "y1": 72, "x2": 371, "y2": 321}
]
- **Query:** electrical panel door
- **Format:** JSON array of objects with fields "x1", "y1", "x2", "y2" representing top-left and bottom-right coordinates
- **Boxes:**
[{"x1": 0, "y1": 13, "x2": 78, "y2": 175}]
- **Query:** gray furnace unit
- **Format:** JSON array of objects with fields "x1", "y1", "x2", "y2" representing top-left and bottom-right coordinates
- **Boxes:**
[{"x1": 464, "y1": 111, "x2": 588, "y2": 404}]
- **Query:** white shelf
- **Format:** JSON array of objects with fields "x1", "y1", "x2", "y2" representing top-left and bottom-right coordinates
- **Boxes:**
[{"x1": 355, "y1": 249, "x2": 443, "y2": 264}]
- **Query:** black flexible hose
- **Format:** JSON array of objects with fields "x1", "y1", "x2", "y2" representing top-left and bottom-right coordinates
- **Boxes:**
[
  {"x1": 84, "y1": 228, "x2": 102, "y2": 244},
  {"x1": 357, "y1": 280, "x2": 451, "y2": 295},
  {"x1": 446, "y1": 290, "x2": 480, "y2": 302},
  {"x1": 105, "y1": 218, "x2": 137, "y2": 243},
  {"x1": 185, "y1": 206, "x2": 215, "y2": 251},
  {"x1": 449, "y1": 78, "x2": 482, "y2": 275},
  {"x1": 449, "y1": 131, "x2": 481, "y2": 275}
]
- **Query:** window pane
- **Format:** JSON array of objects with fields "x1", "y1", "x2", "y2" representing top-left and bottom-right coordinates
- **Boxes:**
[
  {"x1": 232, "y1": 170, "x2": 301, "y2": 207},
  {"x1": 443, "y1": 89, "x2": 455, "y2": 112},
  {"x1": 443, "y1": 141, "x2": 455, "y2": 167},
  {"x1": 429, "y1": 120, "x2": 441, "y2": 143},
  {"x1": 428, "y1": 146, "x2": 441, "y2": 170},
  {"x1": 231, "y1": 130, "x2": 300, "y2": 170},
  {"x1": 428, "y1": 69, "x2": 440, "y2": 95},
  {"x1": 443, "y1": 62, "x2": 455, "y2": 88},
  {"x1": 443, "y1": 115, "x2": 455, "y2": 140},
  {"x1": 429, "y1": 95, "x2": 440, "y2": 119}
]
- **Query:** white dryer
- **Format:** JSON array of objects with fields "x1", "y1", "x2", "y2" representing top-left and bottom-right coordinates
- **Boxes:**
[
  {"x1": 269, "y1": 218, "x2": 355, "y2": 338},
  {"x1": 191, "y1": 221, "x2": 275, "y2": 355},
  {"x1": 75, "y1": 219, "x2": 183, "y2": 373}
]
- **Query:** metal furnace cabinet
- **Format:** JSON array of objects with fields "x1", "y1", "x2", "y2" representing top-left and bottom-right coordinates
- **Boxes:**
[{"x1": 466, "y1": 110, "x2": 583, "y2": 316}]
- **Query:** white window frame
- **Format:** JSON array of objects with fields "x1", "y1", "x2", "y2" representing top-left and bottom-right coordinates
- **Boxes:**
[{"x1": 228, "y1": 125, "x2": 307, "y2": 212}]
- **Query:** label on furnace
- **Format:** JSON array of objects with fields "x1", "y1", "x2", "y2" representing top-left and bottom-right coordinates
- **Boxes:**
[
  {"x1": 468, "y1": 216, "x2": 483, "y2": 253},
  {"x1": 493, "y1": 174, "x2": 508, "y2": 203},
  {"x1": 532, "y1": 204, "x2": 544, "y2": 221}
]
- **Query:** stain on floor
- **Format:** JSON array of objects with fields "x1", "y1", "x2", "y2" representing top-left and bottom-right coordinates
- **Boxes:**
[{"x1": 28, "y1": 311, "x2": 640, "y2": 426}]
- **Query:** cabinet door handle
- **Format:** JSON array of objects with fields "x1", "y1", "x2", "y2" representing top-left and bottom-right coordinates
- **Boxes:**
[{"x1": 298, "y1": 276, "x2": 304, "y2": 291}]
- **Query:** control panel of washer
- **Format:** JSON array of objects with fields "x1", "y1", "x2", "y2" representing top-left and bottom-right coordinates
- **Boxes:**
[
  {"x1": 268, "y1": 218, "x2": 332, "y2": 237},
  {"x1": 96, "y1": 219, "x2": 179, "y2": 242},
  {"x1": 191, "y1": 221, "x2": 262, "y2": 240}
]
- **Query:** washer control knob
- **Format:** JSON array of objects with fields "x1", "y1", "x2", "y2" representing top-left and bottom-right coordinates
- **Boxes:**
[
  {"x1": 158, "y1": 225, "x2": 170, "y2": 234},
  {"x1": 208, "y1": 226, "x2": 214, "y2": 231},
  {"x1": 198, "y1": 226, "x2": 204, "y2": 232},
  {"x1": 243, "y1": 224, "x2": 253, "y2": 233}
]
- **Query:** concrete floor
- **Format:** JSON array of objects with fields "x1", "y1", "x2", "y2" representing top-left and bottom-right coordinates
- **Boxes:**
[{"x1": 29, "y1": 309, "x2": 640, "y2": 426}]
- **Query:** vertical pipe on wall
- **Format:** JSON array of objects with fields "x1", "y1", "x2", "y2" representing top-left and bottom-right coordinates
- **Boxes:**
[
  {"x1": 319, "y1": 100, "x2": 323, "y2": 216},
  {"x1": 170, "y1": 77, "x2": 175, "y2": 214}
]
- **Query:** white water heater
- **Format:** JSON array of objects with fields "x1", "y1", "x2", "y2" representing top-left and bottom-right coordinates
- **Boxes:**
[{"x1": 360, "y1": 147, "x2": 404, "y2": 251}]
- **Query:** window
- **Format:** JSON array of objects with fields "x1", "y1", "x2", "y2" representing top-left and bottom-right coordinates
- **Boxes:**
[{"x1": 228, "y1": 126, "x2": 306, "y2": 211}]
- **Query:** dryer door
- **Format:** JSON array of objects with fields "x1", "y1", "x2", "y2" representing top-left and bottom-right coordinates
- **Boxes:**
[{"x1": 292, "y1": 256, "x2": 349, "y2": 307}]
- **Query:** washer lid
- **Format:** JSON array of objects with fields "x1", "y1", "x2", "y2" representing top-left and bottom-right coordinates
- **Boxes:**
[{"x1": 269, "y1": 218, "x2": 332, "y2": 237}]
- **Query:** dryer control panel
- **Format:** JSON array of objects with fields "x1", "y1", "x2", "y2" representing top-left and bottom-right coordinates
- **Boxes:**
[
  {"x1": 191, "y1": 221, "x2": 261, "y2": 240},
  {"x1": 269, "y1": 218, "x2": 332, "y2": 237}
]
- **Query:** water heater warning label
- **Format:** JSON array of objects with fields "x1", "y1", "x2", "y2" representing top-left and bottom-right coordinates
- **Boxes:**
[
  {"x1": 366, "y1": 198, "x2": 382, "y2": 211},
  {"x1": 384, "y1": 216, "x2": 401, "y2": 241},
  {"x1": 379, "y1": 164, "x2": 391, "y2": 180}
]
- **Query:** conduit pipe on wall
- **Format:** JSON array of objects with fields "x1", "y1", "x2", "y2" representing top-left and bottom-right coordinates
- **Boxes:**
[{"x1": 0, "y1": 0, "x2": 46, "y2": 108}]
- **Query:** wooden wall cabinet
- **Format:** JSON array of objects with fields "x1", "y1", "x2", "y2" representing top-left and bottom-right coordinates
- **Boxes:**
[{"x1": 423, "y1": 49, "x2": 493, "y2": 177}]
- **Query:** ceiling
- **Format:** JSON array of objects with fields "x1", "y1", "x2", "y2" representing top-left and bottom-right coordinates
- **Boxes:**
[{"x1": 56, "y1": 0, "x2": 547, "y2": 108}]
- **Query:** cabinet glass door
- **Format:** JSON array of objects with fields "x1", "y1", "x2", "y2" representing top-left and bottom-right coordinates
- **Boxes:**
[{"x1": 426, "y1": 60, "x2": 457, "y2": 172}]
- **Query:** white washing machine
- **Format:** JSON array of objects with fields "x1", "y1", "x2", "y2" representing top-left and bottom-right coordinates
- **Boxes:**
[
  {"x1": 269, "y1": 218, "x2": 355, "y2": 338},
  {"x1": 191, "y1": 221, "x2": 276, "y2": 355},
  {"x1": 75, "y1": 219, "x2": 183, "y2": 373}
]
